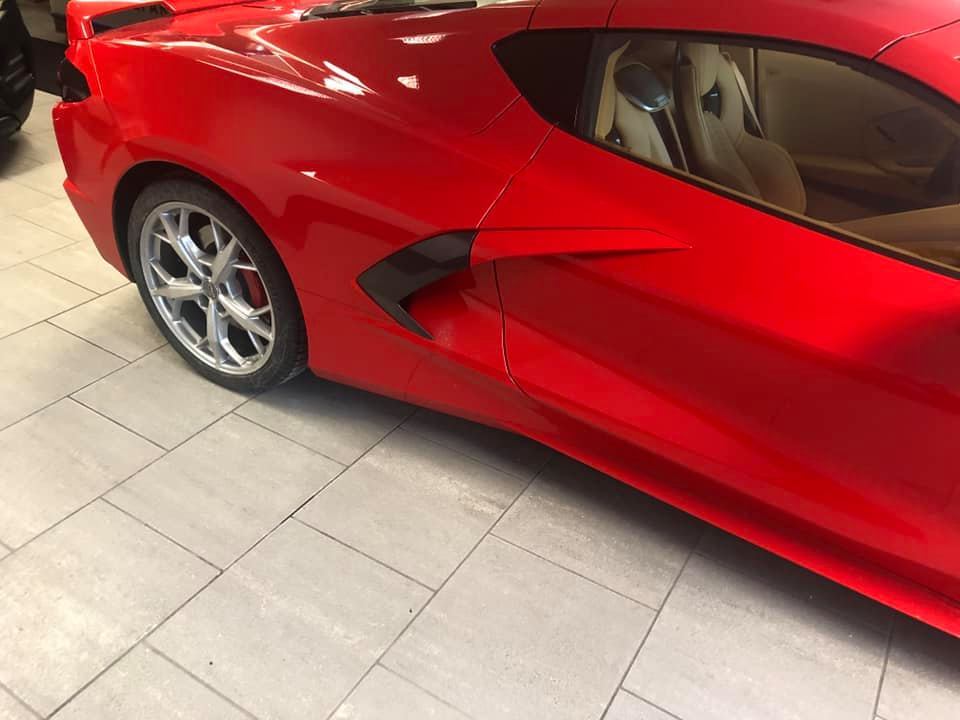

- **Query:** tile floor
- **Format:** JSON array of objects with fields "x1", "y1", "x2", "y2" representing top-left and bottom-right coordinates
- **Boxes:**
[{"x1": 0, "y1": 92, "x2": 958, "y2": 720}]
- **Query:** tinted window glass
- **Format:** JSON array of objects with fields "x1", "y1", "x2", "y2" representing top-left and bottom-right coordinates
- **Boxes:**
[
  {"x1": 584, "y1": 32, "x2": 960, "y2": 273},
  {"x1": 494, "y1": 30, "x2": 594, "y2": 132}
]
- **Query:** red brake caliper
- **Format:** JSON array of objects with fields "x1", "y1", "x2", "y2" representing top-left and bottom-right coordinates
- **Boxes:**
[{"x1": 240, "y1": 267, "x2": 268, "y2": 309}]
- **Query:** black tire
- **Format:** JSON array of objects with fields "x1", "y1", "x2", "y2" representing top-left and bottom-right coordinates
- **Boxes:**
[{"x1": 128, "y1": 178, "x2": 307, "y2": 392}]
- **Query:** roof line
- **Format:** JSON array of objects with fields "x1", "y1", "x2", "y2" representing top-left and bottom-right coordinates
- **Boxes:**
[{"x1": 872, "y1": 16, "x2": 960, "y2": 60}]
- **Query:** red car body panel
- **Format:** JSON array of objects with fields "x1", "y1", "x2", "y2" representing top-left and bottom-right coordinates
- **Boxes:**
[{"x1": 54, "y1": 0, "x2": 960, "y2": 636}]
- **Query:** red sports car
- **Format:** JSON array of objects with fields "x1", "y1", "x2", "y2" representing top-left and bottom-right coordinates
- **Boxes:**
[{"x1": 55, "y1": 0, "x2": 960, "y2": 636}]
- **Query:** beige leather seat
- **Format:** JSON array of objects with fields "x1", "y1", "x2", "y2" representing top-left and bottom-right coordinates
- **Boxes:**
[
  {"x1": 677, "y1": 43, "x2": 807, "y2": 214},
  {"x1": 595, "y1": 43, "x2": 677, "y2": 168}
]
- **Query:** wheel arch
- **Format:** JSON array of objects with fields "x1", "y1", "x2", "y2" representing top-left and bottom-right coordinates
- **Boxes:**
[
  {"x1": 112, "y1": 159, "x2": 307, "y2": 344},
  {"x1": 113, "y1": 161, "x2": 250, "y2": 276}
]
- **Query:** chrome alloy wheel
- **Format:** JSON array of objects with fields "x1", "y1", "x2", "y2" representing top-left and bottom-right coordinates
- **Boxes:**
[{"x1": 139, "y1": 202, "x2": 275, "y2": 375}]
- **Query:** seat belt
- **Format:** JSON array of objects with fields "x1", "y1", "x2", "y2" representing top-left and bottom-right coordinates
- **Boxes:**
[{"x1": 724, "y1": 53, "x2": 765, "y2": 138}]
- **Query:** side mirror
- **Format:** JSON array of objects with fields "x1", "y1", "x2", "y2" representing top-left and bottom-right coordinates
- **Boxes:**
[{"x1": 614, "y1": 63, "x2": 670, "y2": 112}]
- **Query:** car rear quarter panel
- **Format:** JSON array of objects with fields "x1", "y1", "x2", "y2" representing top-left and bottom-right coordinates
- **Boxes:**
[{"x1": 55, "y1": 3, "x2": 547, "y2": 403}]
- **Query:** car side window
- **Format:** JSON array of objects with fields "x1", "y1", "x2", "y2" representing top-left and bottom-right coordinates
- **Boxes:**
[{"x1": 581, "y1": 33, "x2": 960, "y2": 273}]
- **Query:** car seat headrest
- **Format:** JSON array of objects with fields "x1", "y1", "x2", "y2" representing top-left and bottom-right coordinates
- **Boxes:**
[
  {"x1": 680, "y1": 42, "x2": 723, "y2": 97},
  {"x1": 615, "y1": 62, "x2": 671, "y2": 112}
]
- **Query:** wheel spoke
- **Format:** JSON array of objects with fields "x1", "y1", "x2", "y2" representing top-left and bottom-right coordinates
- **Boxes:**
[
  {"x1": 247, "y1": 330, "x2": 265, "y2": 355},
  {"x1": 210, "y1": 220, "x2": 226, "y2": 252},
  {"x1": 220, "y1": 294, "x2": 274, "y2": 340},
  {"x1": 159, "y1": 210, "x2": 205, "y2": 277},
  {"x1": 211, "y1": 236, "x2": 241, "y2": 284},
  {"x1": 141, "y1": 202, "x2": 275, "y2": 376},
  {"x1": 205, "y1": 302, "x2": 226, "y2": 368}
]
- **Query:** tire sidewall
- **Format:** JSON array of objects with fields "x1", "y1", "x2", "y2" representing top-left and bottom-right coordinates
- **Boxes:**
[{"x1": 128, "y1": 178, "x2": 307, "y2": 392}]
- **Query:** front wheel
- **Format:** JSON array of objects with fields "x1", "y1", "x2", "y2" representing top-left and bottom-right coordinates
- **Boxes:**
[{"x1": 129, "y1": 178, "x2": 307, "y2": 392}]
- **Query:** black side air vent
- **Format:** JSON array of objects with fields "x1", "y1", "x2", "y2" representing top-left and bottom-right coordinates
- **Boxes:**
[
  {"x1": 357, "y1": 231, "x2": 475, "y2": 339},
  {"x1": 91, "y1": 3, "x2": 171, "y2": 35},
  {"x1": 302, "y1": 0, "x2": 475, "y2": 21}
]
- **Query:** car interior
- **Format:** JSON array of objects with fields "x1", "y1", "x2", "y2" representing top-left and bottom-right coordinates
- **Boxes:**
[{"x1": 592, "y1": 36, "x2": 960, "y2": 270}]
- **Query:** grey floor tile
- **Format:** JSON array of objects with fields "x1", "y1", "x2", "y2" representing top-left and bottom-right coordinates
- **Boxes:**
[
  {"x1": 74, "y1": 346, "x2": 247, "y2": 449},
  {"x1": 51, "y1": 285, "x2": 163, "y2": 361},
  {"x1": 605, "y1": 692, "x2": 678, "y2": 720},
  {"x1": 16, "y1": 198, "x2": 90, "y2": 242},
  {"x1": 109, "y1": 414, "x2": 342, "y2": 568},
  {"x1": 332, "y1": 666, "x2": 469, "y2": 720},
  {"x1": 0, "y1": 264, "x2": 94, "y2": 337},
  {"x1": 9, "y1": 130, "x2": 63, "y2": 164},
  {"x1": 236, "y1": 374, "x2": 412, "y2": 464},
  {"x1": 624, "y1": 554, "x2": 887, "y2": 720},
  {"x1": 403, "y1": 409, "x2": 552, "y2": 480},
  {"x1": 0, "y1": 399, "x2": 162, "y2": 548},
  {"x1": 299, "y1": 429, "x2": 527, "y2": 588},
  {"x1": 495, "y1": 456, "x2": 702, "y2": 608},
  {"x1": 151, "y1": 521, "x2": 430, "y2": 720},
  {"x1": 0, "y1": 687, "x2": 36, "y2": 720},
  {"x1": 19, "y1": 103, "x2": 54, "y2": 136},
  {"x1": 384, "y1": 537, "x2": 653, "y2": 720},
  {"x1": 0, "y1": 323, "x2": 124, "y2": 429},
  {"x1": 0, "y1": 178, "x2": 52, "y2": 217},
  {"x1": 8, "y1": 161, "x2": 65, "y2": 198},
  {"x1": 0, "y1": 216, "x2": 75, "y2": 269},
  {"x1": 54, "y1": 645, "x2": 249, "y2": 720},
  {"x1": 0, "y1": 149, "x2": 41, "y2": 179},
  {"x1": 33, "y1": 241, "x2": 128, "y2": 294},
  {"x1": 878, "y1": 618, "x2": 960, "y2": 720},
  {"x1": 698, "y1": 528, "x2": 893, "y2": 632},
  {"x1": 0, "y1": 501, "x2": 216, "y2": 716}
]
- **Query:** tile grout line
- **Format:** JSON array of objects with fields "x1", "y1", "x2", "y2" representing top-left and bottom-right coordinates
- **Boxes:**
[
  {"x1": 0, "y1": 349, "x2": 230, "y2": 559},
  {"x1": 0, "y1": 342, "x2": 156, "y2": 437},
  {"x1": 292, "y1": 518, "x2": 435, "y2": 593},
  {"x1": 15, "y1": 208, "x2": 90, "y2": 244},
  {"x1": 598, "y1": 526, "x2": 706, "y2": 720},
  {"x1": 232, "y1": 412, "x2": 352, "y2": 468},
  {"x1": 30, "y1": 260, "x2": 127, "y2": 297},
  {"x1": 376, "y1": 663, "x2": 481, "y2": 720},
  {"x1": 139, "y1": 644, "x2": 262, "y2": 720},
  {"x1": 0, "y1": 678, "x2": 42, "y2": 720},
  {"x1": 321, "y1": 457, "x2": 551, "y2": 720},
  {"x1": 617, "y1": 687, "x2": 684, "y2": 720},
  {"x1": 3, "y1": 177, "x2": 63, "y2": 202},
  {"x1": 44, "y1": 559, "x2": 227, "y2": 719},
  {"x1": 489, "y1": 531, "x2": 661, "y2": 612},
  {"x1": 11, "y1": 259, "x2": 101, "y2": 298},
  {"x1": 41, "y1": 408, "x2": 420, "y2": 718},
  {"x1": 870, "y1": 619, "x2": 896, "y2": 720},
  {"x1": 46, "y1": 321, "x2": 135, "y2": 365},
  {"x1": 0, "y1": 282, "x2": 113, "y2": 343},
  {"x1": 100, "y1": 497, "x2": 222, "y2": 573},
  {"x1": 67, "y1": 394, "x2": 169, "y2": 452}
]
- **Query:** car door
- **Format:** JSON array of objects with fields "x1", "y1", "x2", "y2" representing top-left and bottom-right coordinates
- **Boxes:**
[{"x1": 486, "y1": 30, "x2": 960, "y2": 600}]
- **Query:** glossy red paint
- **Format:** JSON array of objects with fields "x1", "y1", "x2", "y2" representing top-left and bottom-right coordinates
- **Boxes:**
[
  {"x1": 876, "y1": 21, "x2": 960, "y2": 100},
  {"x1": 54, "y1": 0, "x2": 960, "y2": 636},
  {"x1": 529, "y1": 0, "x2": 614, "y2": 29},
  {"x1": 608, "y1": 0, "x2": 960, "y2": 58}
]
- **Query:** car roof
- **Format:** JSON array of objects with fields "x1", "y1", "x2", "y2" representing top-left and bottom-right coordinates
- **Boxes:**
[{"x1": 589, "y1": 0, "x2": 960, "y2": 59}]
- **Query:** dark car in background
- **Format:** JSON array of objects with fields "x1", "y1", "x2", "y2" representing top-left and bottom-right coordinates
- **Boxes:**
[{"x1": 0, "y1": 0, "x2": 33, "y2": 137}]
